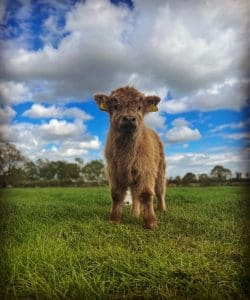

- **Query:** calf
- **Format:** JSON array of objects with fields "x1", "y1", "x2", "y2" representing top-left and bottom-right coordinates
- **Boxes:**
[{"x1": 94, "y1": 86, "x2": 166, "y2": 229}]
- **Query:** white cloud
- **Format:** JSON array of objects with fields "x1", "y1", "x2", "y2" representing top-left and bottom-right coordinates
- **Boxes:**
[
  {"x1": 172, "y1": 118, "x2": 189, "y2": 127},
  {"x1": 161, "y1": 78, "x2": 249, "y2": 114},
  {"x1": 79, "y1": 137, "x2": 100, "y2": 150},
  {"x1": 144, "y1": 112, "x2": 166, "y2": 130},
  {"x1": 166, "y1": 118, "x2": 201, "y2": 143},
  {"x1": 23, "y1": 103, "x2": 93, "y2": 120},
  {"x1": 167, "y1": 127, "x2": 201, "y2": 143},
  {"x1": 0, "y1": 81, "x2": 32, "y2": 105},
  {"x1": 0, "y1": 0, "x2": 247, "y2": 111},
  {"x1": 222, "y1": 132, "x2": 250, "y2": 140},
  {"x1": 0, "y1": 106, "x2": 16, "y2": 124},
  {"x1": 23, "y1": 104, "x2": 60, "y2": 118},
  {"x1": 64, "y1": 107, "x2": 93, "y2": 120},
  {"x1": 210, "y1": 119, "x2": 250, "y2": 133},
  {"x1": 40, "y1": 14, "x2": 67, "y2": 47},
  {"x1": 39, "y1": 119, "x2": 84, "y2": 140},
  {"x1": 167, "y1": 148, "x2": 249, "y2": 177},
  {"x1": 0, "y1": 119, "x2": 101, "y2": 160}
]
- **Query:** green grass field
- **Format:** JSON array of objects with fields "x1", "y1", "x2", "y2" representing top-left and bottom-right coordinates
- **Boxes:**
[{"x1": 0, "y1": 186, "x2": 248, "y2": 299}]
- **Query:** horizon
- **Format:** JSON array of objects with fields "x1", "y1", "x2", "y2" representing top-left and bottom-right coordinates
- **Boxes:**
[{"x1": 0, "y1": 0, "x2": 249, "y2": 177}]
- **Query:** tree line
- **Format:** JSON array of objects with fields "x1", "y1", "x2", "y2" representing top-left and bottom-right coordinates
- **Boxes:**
[
  {"x1": 0, "y1": 143, "x2": 249, "y2": 187},
  {"x1": 0, "y1": 143, "x2": 107, "y2": 187},
  {"x1": 168, "y1": 166, "x2": 249, "y2": 186}
]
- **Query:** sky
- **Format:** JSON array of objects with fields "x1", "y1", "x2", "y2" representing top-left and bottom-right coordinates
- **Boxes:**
[{"x1": 0, "y1": 0, "x2": 249, "y2": 177}]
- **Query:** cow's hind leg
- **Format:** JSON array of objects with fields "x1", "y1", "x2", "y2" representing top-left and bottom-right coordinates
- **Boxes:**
[
  {"x1": 109, "y1": 188, "x2": 126, "y2": 224},
  {"x1": 130, "y1": 188, "x2": 141, "y2": 217}
]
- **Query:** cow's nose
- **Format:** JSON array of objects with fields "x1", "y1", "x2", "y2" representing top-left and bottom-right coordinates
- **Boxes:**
[{"x1": 123, "y1": 116, "x2": 136, "y2": 123}]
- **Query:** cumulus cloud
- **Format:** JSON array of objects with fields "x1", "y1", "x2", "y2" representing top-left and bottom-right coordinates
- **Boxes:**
[
  {"x1": 172, "y1": 118, "x2": 189, "y2": 127},
  {"x1": 167, "y1": 148, "x2": 249, "y2": 177},
  {"x1": 39, "y1": 119, "x2": 84, "y2": 140},
  {"x1": 144, "y1": 112, "x2": 166, "y2": 130},
  {"x1": 0, "y1": 0, "x2": 248, "y2": 170},
  {"x1": 23, "y1": 103, "x2": 93, "y2": 120},
  {"x1": 166, "y1": 118, "x2": 201, "y2": 143},
  {"x1": 0, "y1": 118, "x2": 101, "y2": 160},
  {"x1": 23, "y1": 104, "x2": 60, "y2": 118},
  {"x1": 0, "y1": 106, "x2": 16, "y2": 124},
  {"x1": 0, "y1": 81, "x2": 32, "y2": 105},
  {"x1": 161, "y1": 78, "x2": 249, "y2": 113},
  {"x1": 39, "y1": 137, "x2": 101, "y2": 160},
  {"x1": 0, "y1": 0, "x2": 248, "y2": 111}
]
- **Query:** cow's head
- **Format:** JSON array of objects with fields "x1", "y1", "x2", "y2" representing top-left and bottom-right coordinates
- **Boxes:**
[{"x1": 94, "y1": 86, "x2": 160, "y2": 134}]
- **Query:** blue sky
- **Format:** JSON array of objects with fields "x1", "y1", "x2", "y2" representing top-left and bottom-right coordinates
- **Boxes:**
[{"x1": 0, "y1": 0, "x2": 249, "y2": 176}]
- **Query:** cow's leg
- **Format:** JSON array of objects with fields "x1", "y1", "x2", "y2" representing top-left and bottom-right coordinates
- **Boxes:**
[
  {"x1": 155, "y1": 158, "x2": 166, "y2": 211},
  {"x1": 109, "y1": 188, "x2": 126, "y2": 224},
  {"x1": 140, "y1": 191, "x2": 157, "y2": 229},
  {"x1": 130, "y1": 188, "x2": 141, "y2": 217}
]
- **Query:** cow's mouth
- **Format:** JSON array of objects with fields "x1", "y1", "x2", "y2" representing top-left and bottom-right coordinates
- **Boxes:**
[{"x1": 120, "y1": 122, "x2": 137, "y2": 133}]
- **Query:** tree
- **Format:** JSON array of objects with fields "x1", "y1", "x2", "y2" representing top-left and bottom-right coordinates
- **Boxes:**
[
  {"x1": 174, "y1": 176, "x2": 181, "y2": 185},
  {"x1": 182, "y1": 172, "x2": 196, "y2": 184},
  {"x1": 24, "y1": 160, "x2": 39, "y2": 181},
  {"x1": 36, "y1": 160, "x2": 80, "y2": 182},
  {"x1": 36, "y1": 159, "x2": 56, "y2": 180},
  {"x1": 235, "y1": 172, "x2": 242, "y2": 180},
  {"x1": 82, "y1": 160, "x2": 106, "y2": 183},
  {"x1": 0, "y1": 143, "x2": 25, "y2": 187},
  {"x1": 57, "y1": 162, "x2": 80, "y2": 181},
  {"x1": 210, "y1": 165, "x2": 232, "y2": 181},
  {"x1": 75, "y1": 157, "x2": 84, "y2": 166},
  {"x1": 198, "y1": 173, "x2": 210, "y2": 185}
]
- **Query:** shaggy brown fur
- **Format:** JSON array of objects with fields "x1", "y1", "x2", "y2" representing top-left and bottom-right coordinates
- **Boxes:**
[{"x1": 94, "y1": 86, "x2": 166, "y2": 229}]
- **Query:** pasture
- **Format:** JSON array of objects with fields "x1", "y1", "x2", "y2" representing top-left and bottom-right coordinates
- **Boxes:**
[{"x1": 0, "y1": 186, "x2": 248, "y2": 299}]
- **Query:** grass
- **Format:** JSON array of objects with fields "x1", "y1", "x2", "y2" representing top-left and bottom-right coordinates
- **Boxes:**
[{"x1": 0, "y1": 186, "x2": 248, "y2": 299}]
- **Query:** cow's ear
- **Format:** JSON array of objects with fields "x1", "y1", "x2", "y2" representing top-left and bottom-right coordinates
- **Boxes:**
[
  {"x1": 93, "y1": 94, "x2": 109, "y2": 112},
  {"x1": 145, "y1": 95, "x2": 161, "y2": 112}
]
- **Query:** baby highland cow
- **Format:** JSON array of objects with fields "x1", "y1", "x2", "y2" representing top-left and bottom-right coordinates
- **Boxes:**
[{"x1": 94, "y1": 86, "x2": 166, "y2": 229}]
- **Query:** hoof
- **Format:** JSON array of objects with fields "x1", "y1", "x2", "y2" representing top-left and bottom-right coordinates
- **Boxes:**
[{"x1": 144, "y1": 222, "x2": 158, "y2": 230}]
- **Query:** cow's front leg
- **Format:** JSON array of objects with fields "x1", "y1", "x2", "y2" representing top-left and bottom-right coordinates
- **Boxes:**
[
  {"x1": 109, "y1": 188, "x2": 126, "y2": 224},
  {"x1": 140, "y1": 191, "x2": 157, "y2": 229}
]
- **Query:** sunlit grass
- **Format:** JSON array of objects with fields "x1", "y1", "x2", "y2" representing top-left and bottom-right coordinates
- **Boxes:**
[{"x1": 0, "y1": 186, "x2": 248, "y2": 299}]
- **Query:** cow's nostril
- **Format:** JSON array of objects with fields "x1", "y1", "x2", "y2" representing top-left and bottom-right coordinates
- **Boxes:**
[{"x1": 123, "y1": 116, "x2": 136, "y2": 122}]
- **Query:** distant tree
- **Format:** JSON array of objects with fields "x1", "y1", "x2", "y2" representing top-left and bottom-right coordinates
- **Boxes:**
[
  {"x1": 24, "y1": 160, "x2": 39, "y2": 181},
  {"x1": 36, "y1": 160, "x2": 80, "y2": 182},
  {"x1": 235, "y1": 172, "x2": 242, "y2": 180},
  {"x1": 82, "y1": 160, "x2": 106, "y2": 183},
  {"x1": 174, "y1": 176, "x2": 181, "y2": 185},
  {"x1": 198, "y1": 173, "x2": 210, "y2": 185},
  {"x1": 60, "y1": 162, "x2": 80, "y2": 181},
  {"x1": 182, "y1": 172, "x2": 196, "y2": 184},
  {"x1": 210, "y1": 165, "x2": 232, "y2": 181},
  {"x1": 75, "y1": 157, "x2": 84, "y2": 166},
  {"x1": 37, "y1": 159, "x2": 56, "y2": 180},
  {"x1": 0, "y1": 143, "x2": 25, "y2": 187}
]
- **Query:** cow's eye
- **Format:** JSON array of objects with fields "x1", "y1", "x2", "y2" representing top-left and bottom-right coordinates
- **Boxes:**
[
  {"x1": 113, "y1": 104, "x2": 118, "y2": 110},
  {"x1": 138, "y1": 106, "x2": 142, "y2": 111}
]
